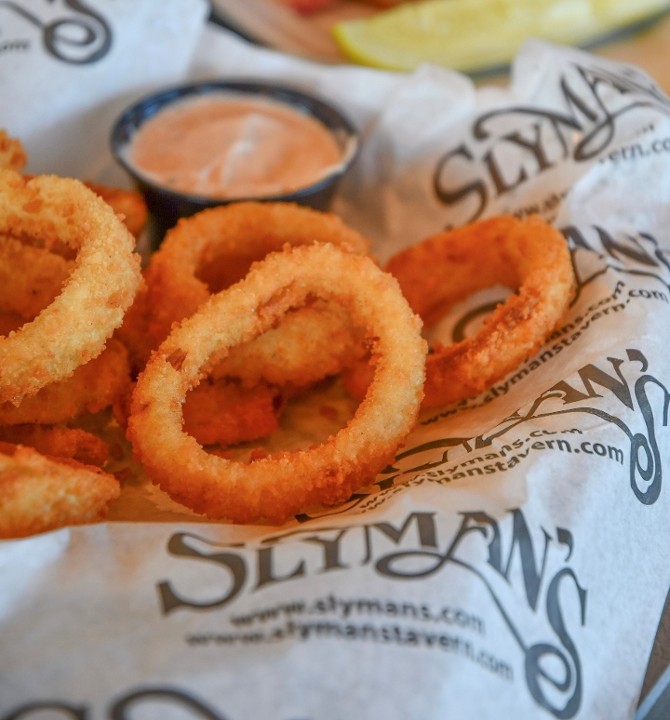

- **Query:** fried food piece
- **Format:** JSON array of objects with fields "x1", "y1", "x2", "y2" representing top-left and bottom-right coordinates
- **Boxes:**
[
  {"x1": 0, "y1": 442, "x2": 119, "y2": 538},
  {"x1": 84, "y1": 181, "x2": 148, "y2": 240},
  {"x1": 0, "y1": 130, "x2": 27, "y2": 172},
  {"x1": 122, "y1": 201, "x2": 371, "y2": 376},
  {"x1": 0, "y1": 425, "x2": 109, "y2": 467},
  {"x1": 115, "y1": 276, "x2": 153, "y2": 375},
  {"x1": 127, "y1": 243, "x2": 426, "y2": 524},
  {"x1": 0, "y1": 170, "x2": 142, "y2": 406},
  {"x1": 0, "y1": 339, "x2": 131, "y2": 425},
  {"x1": 0, "y1": 235, "x2": 73, "y2": 320},
  {"x1": 183, "y1": 378, "x2": 283, "y2": 447},
  {"x1": 211, "y1": 300, "x2": 365, "y2": 388},
  {"x1": 0, "y1": 129, "x2": 145, "y2": 239},
  {"x1": 385, "y1": 215, "x2": 575, "y2": 408}
]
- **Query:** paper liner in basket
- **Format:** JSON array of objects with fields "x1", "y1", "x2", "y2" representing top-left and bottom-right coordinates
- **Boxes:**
[{"x1": 1, "y1": 25, "x2": 669, "y2": 720}]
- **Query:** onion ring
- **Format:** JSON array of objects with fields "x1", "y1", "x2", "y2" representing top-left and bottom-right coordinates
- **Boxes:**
[
  {"x1": 0, "y1": 235, "x2": 73, "y2": 320},
  {"x1": 127, "y1": 243, "x2": 425, "y2": 524},
  {"x1": 385, "y1": 215, "x2": 575, "y2": 408},
  {"x1": 1, "y1": 124, "x2": 145, "y2": 241},
  {"x1": 183, "y1": 378, "x2": 283, "y2": 447},
  {"x1": 126, "y1": 201, "x2": 370, "y2": 375},
  {"x1": 0, "y1": 442, "x2": 119, "y2": 538},
  {"x1": 210, "y1": 300, "x2": 364, "y2": 388},
  {"x1": 0, "y1": 338, "x2": 130, "y2": 425},
  {"x1": 0, "y1": 425, "x2": 110, "y2": 467},
  {"x1": 0, "y1": 169, "x2": 142, "y2": 406},
  {"x1": 84, "y1": 181, "x2": 148, "y2": 240}
]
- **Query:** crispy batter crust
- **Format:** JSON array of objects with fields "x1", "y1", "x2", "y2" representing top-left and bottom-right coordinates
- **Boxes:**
[
  {"x1": 0, "y1": 170, "x2": 142, "y2": 406},
  {"x1": 183, "y1": 378, "x2": 283, "y2": 447},
  {"x1": 120, "y1": 201, "x2": 371, "y2": 379},
  {"x1": 0, "y1": 235, "x2": 73, "y2": 319},
  {"x1": 386, "y1": 215, "x2": 576, "y2": 408},
  {"x1": 0, "y1": 425, "x2": 109, "y2": 467},
  {"x1": 0, "y1": 130, "x2": 27, "y2": 173},
  {"x1": 0, "y1": 338, "x2": 131, "y2": 425},
  {"x1": 0, "y1": 443, "x2": 119, "y2": 539},
  {"x1": 83, "y1": 181, "x2": 147, "y2": 240},
  {"x1": 128, "y1": 243, "x2": 426, "y2": 524}
]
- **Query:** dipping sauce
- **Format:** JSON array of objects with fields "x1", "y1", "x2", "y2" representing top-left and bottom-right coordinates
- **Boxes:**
[{"x1": 127, "y1": 93, "x2": 345, "y2": 199}]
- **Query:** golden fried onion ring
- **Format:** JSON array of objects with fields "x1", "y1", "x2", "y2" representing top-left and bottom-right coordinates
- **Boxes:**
[
  {"x1": 0, "y1": 235, "x2": 73, "y2": 320},
  {"x1": 211, "y1": 301, "x2": 361, "y2": 388},
  {"x1": 126, "y1": 201, "x2": 371, "y2": 376},
  {"x1": 386, "y1": 215, "x2": 575, "y2": 408},
  {"x1": 0, "y1": 338, "x2": 130, "y2": 426},
  {"x1": 128, "y1": 243, "x2": 426, "y2": 524},
  {"x1": 0, "y1": 170, "x2": 141, "y2": 405},
  {"x1": 84, "y1": 181, "x2": 148, "y2": 240},
  {"x1": 0, "y1": 442, "x2": 119, "y2": 539}
]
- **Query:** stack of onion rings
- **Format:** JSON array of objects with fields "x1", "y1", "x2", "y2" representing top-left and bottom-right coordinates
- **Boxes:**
[
  {"x1": 117, "y1": 200, "x2": 375, "y2": 451},
  {"x1": 0, "y1": 153, "x2": 143, "y2": 537},
  {"x1": 0, "y1": 127, "x2": 576, "y2": 533},
  {"x1": 128, "y1": 243, "x2": 426, "y2": 524}
]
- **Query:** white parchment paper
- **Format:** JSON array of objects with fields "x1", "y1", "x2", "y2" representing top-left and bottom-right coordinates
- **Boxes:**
[
  {"x1": 1, "y1": 13, "x2": 669, "y2": 720},
  {"x1": 0, "y1": 0, "x2": 208, "y2": 180}
]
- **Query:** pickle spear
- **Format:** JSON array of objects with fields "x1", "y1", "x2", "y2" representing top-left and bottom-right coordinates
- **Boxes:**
[{"x1": 332, "y1": 0, "x2": 670, "y2": 72}]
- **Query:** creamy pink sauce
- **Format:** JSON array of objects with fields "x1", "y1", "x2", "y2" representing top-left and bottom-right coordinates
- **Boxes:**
[{"x1": 128, "y1": 93, "x2": 344, "y2": 198}]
